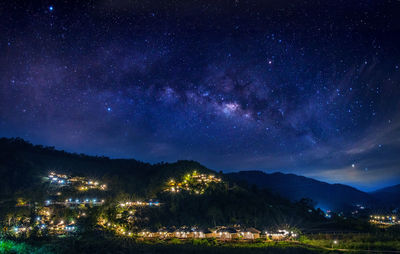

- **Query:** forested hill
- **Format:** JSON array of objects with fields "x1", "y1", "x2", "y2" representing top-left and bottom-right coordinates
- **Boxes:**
[
  {"x1": 371, "y1": 184, "x2": 400, "y2": 207},
  {"x1": 0, "y1": 137, "x2": 326, "y2": 229},
  {"x1": 0, "y1": 137, "x2": 213, "y2": 197},
  {"x1": 227, "y1": 171, "x2": 374, "y2": 211}
]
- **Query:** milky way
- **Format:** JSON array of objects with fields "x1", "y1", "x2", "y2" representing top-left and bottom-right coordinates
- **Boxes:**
[{"x1": 1, "y1": 0, "x2": 400, "y2": 190}]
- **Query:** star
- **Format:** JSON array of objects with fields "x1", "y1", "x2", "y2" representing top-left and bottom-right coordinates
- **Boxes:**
[{"x1": 0, "y1": 0, "x2": 399, "y2": 192}]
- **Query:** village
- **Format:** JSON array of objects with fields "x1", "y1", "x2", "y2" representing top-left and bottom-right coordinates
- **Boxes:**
[
  {"x1": 6, "y1": 171, "x2": 109, "y2": 236},
  {"x1": 5, "y1": 170, "x2": 301, "y2": 242},
  {"x1": 165, "y1": 171, "x2": 222, "y2": 194},
  {"x1": 99, "y1": 206, "x2": 298, "y2": 241},
  {"x1": 96, "y1": 170, "x2": 299, "y2": 242},
  {"x1": 4, "y1": 167, "x2": 400, "y2": 254},
  {"x1": 47, "y1": 172, "x2": 107, "y2": 191},
  {"x1": 8, "y1": 170, "x2": 400, "y2": 243},
  {"x1": 9, "y1": 205, "x2": 81, "y2": 236},
  {"x1": 101, "y1": 223, "x2": 298, "y2": 241}
]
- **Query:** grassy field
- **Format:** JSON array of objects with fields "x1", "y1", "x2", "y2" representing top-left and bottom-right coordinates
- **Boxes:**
[
  {"x1": 299, "y1": 234, "x2": 400, "y2": 252},
  {"x1": 3, "y1": 232, "x2": 400, "y2": 254},
  {"x1": 0, "y1": 236, "x2": 328, "y2": 254},
  {"x1": 0, "y1": 239, "x2": 54, "y2": 254}
]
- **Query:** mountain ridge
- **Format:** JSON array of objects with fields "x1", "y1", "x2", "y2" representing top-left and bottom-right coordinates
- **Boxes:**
[
  {"x1": 0, "y1": 137, "x2": 327, "y2": 229},
  {"x1": 370, "y1": 184, "x2": 400, "y2": 207},
  {"x1": 1, "y1": 137, "x2": 399, "y2": 212},
  {"x1": 227, "y1": 170, "x2": 380, "y2": 211}
]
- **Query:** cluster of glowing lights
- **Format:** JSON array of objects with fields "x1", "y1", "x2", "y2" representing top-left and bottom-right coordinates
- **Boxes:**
[
  {"x1": 46, "y1": 219, "x2": 77, "y2": 233},
  {"x1": 78, "y1": 181, "x2": 107, "y2": 191},
  {"x1": 65, "y1": 198, "x2": 104, "y2": 204},
  {"x1": 265, "y1": 229, "x2": 297, "y2": 239},
  {"x1": 44, "y1": 198, "x2": 105, "y2": 206},
  {"x1": 119, "y1": 200, "x2": 160, "y2": 207},
  {"x1": 12, "y1": 226, "x2": 29, "y2": 234},
  {"x1": 369, "y1": 215, "x2": 399, "y2": 225},
  {"x1": 10, "y1": 172, "x2": 107, "y2": 237},
  {"x1": 48, "y1": 172, "x2": 70, "y2": 185},
  {"x1": 99, "y1": 218, "x2": 298, "y2": 241},
  {"x1": 48, "y1": 171, "x2": 107, "y2": 191},
  {"x1": 165, "y1": 171, "x2": 222, "y2": 194},
  {"x1": 100, "y1": 222, "x2": 135, "y2": 237},
  {"x1": 15, "y1": 198, "x2": 28, "y2": 207},
  {"x1": 10, "y1": 215, "x2": 77, "y2": 236}
]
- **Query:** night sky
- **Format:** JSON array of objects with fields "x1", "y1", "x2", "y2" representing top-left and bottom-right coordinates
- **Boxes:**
[{"x1": 1, "y1": 0, "x2": 400, "y2": 191}]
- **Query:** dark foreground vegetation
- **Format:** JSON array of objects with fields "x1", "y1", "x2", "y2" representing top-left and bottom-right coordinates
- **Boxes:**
[
  {"x1": 0, "y1": 234, "x2": 328, "y2": 254},
  {"x1": 4, "y1": 229, "x2": 400, "y2": 254}
]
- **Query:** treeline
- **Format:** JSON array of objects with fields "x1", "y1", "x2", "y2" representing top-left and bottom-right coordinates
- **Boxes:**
[
  {"x1": 140, "y1": 184, "x2": 323, "y2": 229},
  {"x1": 0, "y1": 137, "x2": 211, "y2": 198}
]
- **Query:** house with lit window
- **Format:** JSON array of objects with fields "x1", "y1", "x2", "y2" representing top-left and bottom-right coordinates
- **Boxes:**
[
  {"x1": 217, "y1": 227, "x2": 238, "y2": 240},
  {"x1": 239, "y1": 227, "x2": 261, "y2": 240}
]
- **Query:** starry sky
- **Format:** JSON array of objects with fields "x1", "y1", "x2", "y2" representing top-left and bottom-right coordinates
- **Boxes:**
[{"x1": 1, "y1": 0, "x2": 400, "y2": 191}]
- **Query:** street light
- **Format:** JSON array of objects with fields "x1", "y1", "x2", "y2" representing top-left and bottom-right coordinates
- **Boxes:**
[{"x1": 332, "y1": 240, "x2": 338, "y2": 249}]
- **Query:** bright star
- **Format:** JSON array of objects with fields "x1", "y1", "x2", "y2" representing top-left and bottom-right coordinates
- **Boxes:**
[
  {"x1": 352, "y1": 164, "x2": 355, "y2": 168},
  {"x1": 49, "y1": 6, "x2": 54, "y2": 11},
  {"x1": 107, "y1": 107, "x2": 112, "y2": 112}
]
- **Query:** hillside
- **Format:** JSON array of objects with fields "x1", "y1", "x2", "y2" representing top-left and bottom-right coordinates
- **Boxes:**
[
  {"x1": 371, "y1": 184, "x2": 400, "y2": 207},
  {"x1": 0, "y1": 137, "x2": 216, "y2": 197},
  {"x1": 0, "y1": 137, "x2": 325, "y2": 229},
  {"x1": 227, "y1": 171, "x2": 375, "y2": 211}
]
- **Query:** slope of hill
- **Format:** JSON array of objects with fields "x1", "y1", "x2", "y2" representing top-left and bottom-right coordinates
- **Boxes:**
[
  {"x1": 0, "y1": 137, "x2": 325, "y2": 229},
  {"x1": 371, "y1": 184, "x2": 400, "y2": 207},
  {"x1": 0, "y1": 137, "x2": 217, "y2": 197},
  {"x1": 227, "y1": 171, "x2": 375, "y2": 211}
]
